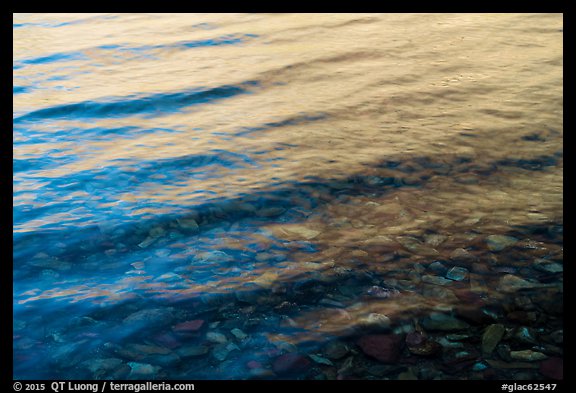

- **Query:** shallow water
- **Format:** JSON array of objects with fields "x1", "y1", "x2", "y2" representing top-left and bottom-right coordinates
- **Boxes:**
[{"x1": 13, "y1": 13, "x2": 563, "y2": 380}]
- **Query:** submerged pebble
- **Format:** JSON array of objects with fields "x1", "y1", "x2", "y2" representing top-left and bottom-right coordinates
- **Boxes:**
[
  {"x1": 486, "y1": 235, "x2": 519, "y2": 252},
  {"x1": 272, "y1": 353, "x2": 311, "y2": 375},
  {"x1": 356, "y1": 334, "x2": 404, "y2": 363},
  {"x1": 481, "y1": 324, "x2": 506, "y2": 355},
  {"x1": 510, "y1": 350, "x2": 548, "y2": 362},
  {"x1": 446, "y1": 266, "x2": 469, "y2": 281},
  {"x1": 206, "y1": 332, "x2": 228, "y2": 344}
]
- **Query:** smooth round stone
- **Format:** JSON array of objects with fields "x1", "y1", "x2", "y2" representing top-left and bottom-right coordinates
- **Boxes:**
[
  {"x1": 359, "y1": 313, "x2": 392, "y2": 330},
  {"x1": 510, "y1": 350, "x2": 548, "y2": 362},
  {"x1": 446, "y1": 266, "x2": 469, "y2": 281}
]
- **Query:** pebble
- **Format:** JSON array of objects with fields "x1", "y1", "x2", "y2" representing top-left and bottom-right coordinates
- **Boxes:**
[
  {"x1": 481, "y1": 324, "x2": 506, "y2": 355},
  {"x1": 197, "y1": 250, "x2": 233, "y2": 264},
  {"x1": 123, "y1": 308, "x2": 174, "y2": 328},
  {"x1": 486, "y1": 235, "x2": 519, "y2": 251},
  {"x1": 533, "y1": 259, "x2": 563, "y2": 273},
  {"x1": 356, "y1": 334, "x2": 404, "y2": 363},
  {"x1": 284, "y1": 225, "x2": 321, "y2": 240},
  {"x1": 212, "y1": 343, "x2": 236, "y2": 361},
  {"x1": 127, "y1": 362, "x2": 160, "y2": 378},
  {"x1": 152, "y1": 333, "x2": 181, "y2": 349},
  {"x1": 323, "y1": 341, "x2": 350, "y2": 360},
  {"x1": 498, "y1": 275, "x2": 546, "y2": 293},
  {"x1": 422, "y1": 286, "x2": 459, "y2": 302},
  {"x1": 363, "y1": 235, "x2": 398, "y2": 247},
  {"x1": 428, "y1": 261, "x2": 448, "y2": 274},
  {"x1": 424, "y1": 234, "x2": 447, "y2": 247},
  {"x1": 395, "y1": 236, "x2": 439, "y2": 256},
  {"x1": 450, "y1": 248, "x2": 475, "y2": 261},
  {"x1": 472, "y1": 362, "x2": 488, "y2": 371},
  {"x1": 510, "y1": 350, "x2": 548, "y2": 362},
  {"x1": 422, "y1": 274, "x2": 452, "y2": 286},
  {"x1": 366, "y1": 285, "x2": 400, "y2": 298},
  {"x1": 359, "y1": 313, "x2": 392, "y2": 330},
  {"x1": 246, "y1": 360, "x2": 262, "y2": 369},
  {"x1": 206, "y1": 332, "x2": 228, "y2": 344},
  {"x1": 251, "y1": 271, "x2": 279, "y2": 289},
  {"x1": 420, "y1": 313, "x2": 469, "y2": 331},
  {"x1": 230, "y1": 328, "x2": 248, "y2": 340},
  {"x1": 177, "y1": 218, "x2": 199, "y2": 233},
  {"x1": 406, "y1": 332, "x2": 441, "y2": 356},
  {"x1": 138, "y1": 236, "x2": 156, "y2": 248},
  {"x1": 173, "y1": 320, "x2": 205, "y2": 333},
  {"x1": 446, "y1": 333, "x2": 471, "y2": 341},
  {"x1": 272, "y1": 353, "x2": 311, "y2": 375},
  {"x1": 512, "y1": 326, "x2": 538, "y2": 345},
  {"x1": 446, "y1": 266, "x2": 469, "y2": 281}
]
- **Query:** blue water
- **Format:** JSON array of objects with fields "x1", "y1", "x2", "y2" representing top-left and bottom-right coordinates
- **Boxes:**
[{"x1": 14, "y1": 13, "x2": 563, "y2": 380}]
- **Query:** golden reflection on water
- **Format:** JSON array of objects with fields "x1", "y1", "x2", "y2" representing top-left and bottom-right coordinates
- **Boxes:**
[{"x1": 14, "y1": 13, "x2": 562, "y2": 359}]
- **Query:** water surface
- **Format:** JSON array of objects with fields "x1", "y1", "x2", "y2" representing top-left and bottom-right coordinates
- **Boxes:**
[{"x1": 13, "y1": 13, "x2": 563, "y2": 380}]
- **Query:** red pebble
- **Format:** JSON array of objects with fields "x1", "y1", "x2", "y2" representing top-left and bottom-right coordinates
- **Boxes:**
[
  {"x1": 272, "y1": 353, "x2": 311, "y2": 375},
  {"x1": 172, "y1": 319, "x2": 204, "y2": 333},
  {"x1": 246, "y1": 360, "x2": 262, "y2": 369},
  {"x1": 356, "y1": 334, "x2": 404, "y2": 363},
  {"x1": 153, "y1": 332, "x2": 182, "y2": 349}
]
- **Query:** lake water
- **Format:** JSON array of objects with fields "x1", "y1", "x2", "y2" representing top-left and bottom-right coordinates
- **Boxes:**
[{"x1": 13, "y1": 13, "x2": 563, "y2": 380}]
